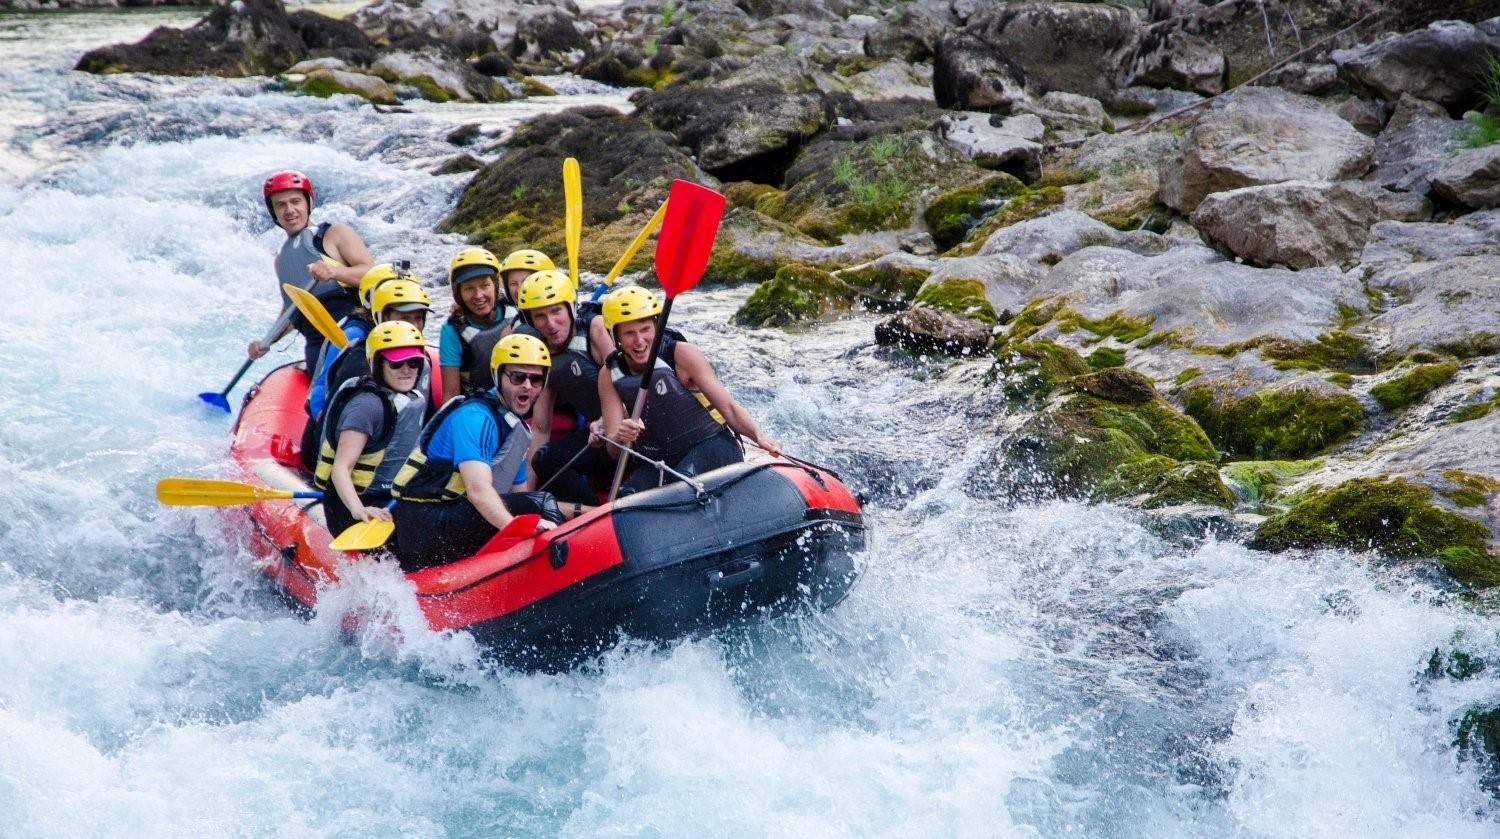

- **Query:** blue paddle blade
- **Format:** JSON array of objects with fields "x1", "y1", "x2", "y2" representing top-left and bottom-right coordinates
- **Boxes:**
[{"x1": 198, "y1": 392, "x2": 232, "y2": 413}]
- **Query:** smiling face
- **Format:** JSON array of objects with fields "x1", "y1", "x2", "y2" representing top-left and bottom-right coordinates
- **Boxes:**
[
  {"x1": 614, "y1": 318, "x2": 656, "y2": 369},
  {"x1": 377, "y1": 354, "x2": 422, "y2": 393},
  {"x1": 457, "y1": 275, "x2": 497, "y2": 320},
  {"x1": 268, "y1": 189, "x2": 309, "y2": 235},
  {"x1": 497, "y1": 363, "x2": 546, "y2": 414},
  {"x1": 530, "y1": 302, "x2": 573, "y2": 351},
  {"x1": 502, "y1": 270, "x2": 531, "y2": 305}
]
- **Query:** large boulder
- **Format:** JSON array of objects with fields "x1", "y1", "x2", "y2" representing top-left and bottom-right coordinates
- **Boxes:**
[
  {"x1": 875, "y1": 305, "x2": 994, "y2": 357},
  {"x1": 843, "y1": 60, "x2": 935, "y2": 105},
  {"x1": 936, "y1": 112, "x2": 1043, "y2": 182},
  {"x1": 1368, "y1": 253, "x2": 1500, "y2": 356},
  {"x1": 1129, "y1": 27, "x2": 1225, "y2": 96},
  {"x1": 1142, "y1": 0, "x2": 1370, "y2": 87},
  {"x1": 349, "y1": 0, "x2": 574, "y2": 51},
  {"x1": 1333, "y1": 19, "x2": 1500, "y2": 114},
  {"x1": 862, "y1": 2, "x2": 952, "y2": 62},
  {"x1": 371, "y1": 49, "x2": 509, "y2": 102},
  {"x1": 295, "y1": 68, "x2": 398, "y2": 104},
  {"x1": 1159, "y1": 87, "x2": 1375, "y2": 213},
  {"x1": 286, "y1": 10, "x2": 375, "y2": 65},
  {"x1": 932, "y1": 30, "x2": 1026, "y2": 111},
  {"x1": 1191, "y1": 181, "x2": 1379, "y2": 270},
  {"x1": 1431, "y1": 145, "x2": 1500, "y2": 209},
  {"x1": 965, "y1": 2, "x2": 1140, "y2": 98},
  {"x1": 1369, "y1": 95, "x2": 1465, "y2": 195},
  {"x1": 76, "y1": 0, "x2": 305, "y2": 76}
]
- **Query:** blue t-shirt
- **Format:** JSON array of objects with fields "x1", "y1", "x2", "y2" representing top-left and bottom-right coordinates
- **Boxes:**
[
  {"x1": 424, "y1": 393, "x2": 527, "y2": 486},
  {"x1": 308, "y1": 321, "x2": 371, "y2": 417},
  {"x1": 438, "y1": 319, "x2": 466, "y2": 368}
]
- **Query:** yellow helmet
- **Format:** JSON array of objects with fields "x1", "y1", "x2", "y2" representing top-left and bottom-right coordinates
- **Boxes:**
[
  {"x1": 448, "y1": 247, "x2": 501, "y2": 287},
  {"x1": 358, "y1": 263, "x2": 415, "y2": 309},
  {"x1": 364, "y1": 320, "x2": 426, "y2": 365},
  {"x1": 371, "y1": 279, "x2": 432, "y2": 319},
  {"x1": 499, "y1": 249, "x2": 555, "y2": 274},
  {"x1": 602, "y1": 285, "x2": 663, "y2": 330},
  {"x1": 517, "y1": 269, "x2": 577, "y2": 311},
  {"x1": 490, "y1": 332, "x2": 551, "y2": 377}
]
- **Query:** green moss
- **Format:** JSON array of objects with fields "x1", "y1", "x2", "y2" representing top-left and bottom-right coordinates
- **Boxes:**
[
  {"x1": 1185, "y1": 383, "x2": 1364, "y2": 459},
  {"x1": 947, "y1": 187, "x2": 1066, "y2": 257},
  {"x1": 1440, "y1": 470, "x2": 1500, "y2": 508},
  {"x1": 406, "y1": 74, "x2": 454, "y2": 103},
  {"x1": 1038, "y1": 167, "x2": 1100, "y2": 188},
  {"x1": 991, "y1": 339, "x2": 1089, "y2": 404},
  {"x1": 1089, "y1": 196, "x2": 1172, "y2": 233},
  {"x1": 1438, "y1": 332, "x2": 1500, "y2": 359},
  {"x1": 1261, "y1": 330, "x2": 1374, "y2": 372},
  {"x1": 704, "y1": 243, "x2": 778, "y2": 286},
  {"x1": 923, "y1": 174, "x2": 1026, "y2": 251},
  {"x1": 1450, "y1": 391, "x2": 1500, "y2": 424},
  {"x1": 1002, "y1": 298, "x2": 1067, "y2": 346},
  {"x1": 1096, "y1": 455, "x2": 1235, "y2": 508},
  {"x1": 1370, "y1": 362, "x2": 1460, "y2": 411},
  {"x1": 1080, "y1": 395, "x2": 1218, "y2": 463},
  {"x1": 1056, "y1": 310, "x2": 1155, "y2": 344},
  {"x1": 1175, "y1": 367, "x2": 1202, "y2": 386},
  {"x1": 1221, "y1": 459, "x2": 1321, "y2": 505},
  {"x1": 1250, "y1": 477, "x2": 1500, "y2": 586},
  {"x1": 837, "y1": 262, "x2": 930, "y2": 310},
  {"x1": 914, "y1": 278, "x2": 997, "y2": 325},
  {"x1": 1327, "y1": 372, "x2": 1354, "y2": 388},
  {"x1": 1086, "y1": 346, "x2": 1125, "y2": 370},
  {"x1": 622, "y1": 64, "x2": 679, "y2": 90},
  {"x1": 519, "y1": 76, "x2": 557, "y2": 97},
  {"x1": 734, "y1": 263, "x2": 856, "y2": 327}
]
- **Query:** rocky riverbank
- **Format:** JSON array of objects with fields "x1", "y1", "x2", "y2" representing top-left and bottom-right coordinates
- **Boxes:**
[{"x1": 72, "y1": 0, "x2": 1500, "y2": 775}]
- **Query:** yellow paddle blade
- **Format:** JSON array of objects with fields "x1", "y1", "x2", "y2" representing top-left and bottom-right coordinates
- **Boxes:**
[
  {"x1": 282, "y1": 283, "x2": 348, "y2": 350},
  {"x1": 601, "y1": 199, "x2": 668, "y2": 288},
  {"x1": 156, "y1": 478, "x2": 299, "y2": 506},
  {"x1": 329, "y1": 517, "x2": 395, "y2": 551},
  {"x1": 563, "y1": 157, "x2": 582, "y2": 291}
]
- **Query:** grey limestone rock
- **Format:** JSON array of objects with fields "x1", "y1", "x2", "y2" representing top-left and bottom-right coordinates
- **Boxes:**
[
  {"x1": 1333, "y1": 19, "x2": 1500, "y2": 113},
  {"x1": 1191, "y1": 180, "x2": 1379, "y2": 269}
]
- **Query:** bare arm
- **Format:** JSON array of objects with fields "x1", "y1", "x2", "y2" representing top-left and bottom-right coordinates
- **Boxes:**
[
  {"x1": 675, "y1": 343, "x2": 780, "y2": 454},
  {"x1": 598, "y1": 366, "x2": 640, "y2": 457},
  {"x1": 331, "y1": 430, "x2": 390, "y2": 523},
  {"x1": 588, "y1": 315, "x2": 615, "y2": 364},
  {"x1": 313, "y1": 223, "x2": 374, "y2": 286},
  {"x1": 440, "y1": 367, "x2": 463, "y2": 406},
  {"x1": 525, "y1": 386, "x2": 555, "y2": 468},
  {"x1": 458, "y1": 460, "x2": 513, "y2": 530}
]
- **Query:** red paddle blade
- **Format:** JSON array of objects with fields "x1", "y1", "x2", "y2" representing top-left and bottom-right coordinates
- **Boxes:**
[
  {"x1": 654, "y1": 179, "x2": 727, "y2": 298},
  {"x1": 499, "y1": 513, "x2": 541, "y2": 538}
]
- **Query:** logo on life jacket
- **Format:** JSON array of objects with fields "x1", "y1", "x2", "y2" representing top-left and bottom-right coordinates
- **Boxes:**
[
  {"x1": 571, "y1": 360, "x2": 582, "y2": 377},
  {"x1": 655, "y1": 378, "x2": 668, "y2": 396}
]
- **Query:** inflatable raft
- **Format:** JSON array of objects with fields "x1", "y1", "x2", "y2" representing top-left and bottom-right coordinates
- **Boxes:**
[{"x1": 229, "y1": 364, "x2": 867, "y2": 667}]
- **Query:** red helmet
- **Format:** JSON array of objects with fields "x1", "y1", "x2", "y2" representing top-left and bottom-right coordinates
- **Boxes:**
[{"x1": 263, "y1": 170, "x2": 314, "y2": 217}]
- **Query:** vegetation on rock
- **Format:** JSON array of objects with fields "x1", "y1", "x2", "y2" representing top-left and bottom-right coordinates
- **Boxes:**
[
  {"x1": 1370, "y1": 362, "x2": 1460, "y2": 411},
  {"x1": 1185, "y1": 383, "x2": 1365, "y2": 459}
]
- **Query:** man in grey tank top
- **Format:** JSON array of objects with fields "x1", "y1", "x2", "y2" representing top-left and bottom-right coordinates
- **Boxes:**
[{"x1": 248, "y1": 170, "x2": 374, "y2": 365}]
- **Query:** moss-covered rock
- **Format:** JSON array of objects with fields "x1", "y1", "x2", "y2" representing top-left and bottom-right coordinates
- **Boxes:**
[
  {"x1": 1440, "y1": 470, "x2": 1500, "y2": 508},
  {"x1": 992, "y1": 340, "x2": 1091, "y2": 404},
  {"x1": 874, "y1": 306, "x2": 994, "y2": 358},
  {"x1": 1070, "y1": 367, "x2": 1157, "y2": 405},
  {"x1": 294, "y1": 68, "x2": 398, "y2": 104},
  {"x1": 1221, "y1": 459, "x2": 1320, "y2": 505},
  {"x1": 836, "y1": 260, "x2": 931, "y2": 310},
  {"x1": 1185, "y1": 382, "x2": 1365, "y2": 459},
  {"x1": 923, "y1": 173, "x2": 1027, "y2": 251},
  {"x1": 734, "y1": 263, "x2": 858, "y2": 328},
  {"x1": 913, "y1": 278, "x2": 998, "y2": 325},
  {"x1": 1370, "y1": 362, "x2": 1460, "y2": 411},
  {"x1": 947, "y1": 186, "x2": 1066, "y2": 256},
  {"x1": 1250, "y1": 477, "x2": 1500, "y2": 586},
  {"x1": 1096, "y1": 455, "x2": 1236, "y2": 508},
  {"x1": 1455, "y1": 704, "x2": 1500, "y2": 771},
  {"x1": 1086, "y1": 346, "x2": 1126, "y2": 370},
  {"x1": 1057, "y1": 310, "x2": 1155, "y2": 344}
]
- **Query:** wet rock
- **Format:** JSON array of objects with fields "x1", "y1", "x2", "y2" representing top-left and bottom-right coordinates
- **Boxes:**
[
  {"x1": 862, "y1": 2, "x2": 952, "y2": 62},
  {"x1": 966, "y1": 2, "x2": 1140, "y2": 98},
  {"x1": 76, "y1": 0, "x2": 304, "y2": 76},
  {"x1": 1369, "y1": 95, "x2": 1463, "y2": 196},
  {"x1": 1130, "y1": 27, "x2": 1225, "y2": 96},
  {"x1": 1070, "y1": 367, "x2": 1158, "y2": 406},
  {"x1": 1159, "y1": 87, "x2": 1374, "y2": 213},
  {"x1": 446, "y1": 123, "x2": 483, "y2": 145},
  {"x1": 932, "y1": 30, "x2": 1026, "y2": 112},
  {"x1": 1368, "y1": 254, "x2": 1500, "y2": 357},
  {"x1": 922, "y1": 253, "x2": 1042, "y2": 319},
  {"x1": 1191, "y1": 180, "x2": 1379, "y2": 270},
  {"x1": 922, "y1": 173, "x2": 1031, "y2": 250},
  {"x1": 1336, "y1": 97, "x2": 1389, "y2": 137},
  {"x1": 734, "y1": 263, "x2": 860, "y2": 327},
  {"x1": 432, "y1": 153, "x2": 485, "y2": 175},
  {"x1": 512, "y1": 6, "x2": 594, "y2": 69},
  {"x1": 1095, "y1": 456, "x2": 1236, "y2": 509},
  {"x1": 285, "y1": 9, "x2": 373, "y2": 64},
  {"x1": 295, "y1": 67, "x2": 398, "y2": 104},
  {"x1": 843, "y1": 60, "x2": 935, "y2": 104},
  {"x1": 910, "y1": 277, "x2": 998, "y2": 324},
  {"x1": 1185, "y1": 378, "x2": 1365, "y2": 460},
  {"x1": 1431, "y1": 145, "x2": 1500, "y2": 209},
  {"x1": 372, "y1": 49, "x2": 509, "y2": 102},
  {"x1": 351, "y1": 0, "x2": 573, "y2": 51},
  {"x1": 835, "y1": 253, "x2": 933, "y2": 308},
  {"x1": 285, "y1": 56, "x2": 348, "y2": 74},
  {"x1": 703, "y1": 206, "x2": 893, "y2": 286},
  {"x1": 874, "y1": 305, "x2": 993, "y2": 357},
  {"x1": 937, "y1": 112, "x2": 1043, "y2": 182},
  {"x1": 976, "y1": 209, "x2": 1140, "y2": 265},
  {"x1": 1250, "y1": 477, "x2": 1499, "y2": 586},
  {"x1": 1333, "y1": 20, "x2": 1500, "y2": 114}
]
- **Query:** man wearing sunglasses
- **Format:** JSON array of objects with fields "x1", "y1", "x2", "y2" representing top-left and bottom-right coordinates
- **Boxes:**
[{"x1": 389, "y1": 333, "x2": 567, "y2": 568}]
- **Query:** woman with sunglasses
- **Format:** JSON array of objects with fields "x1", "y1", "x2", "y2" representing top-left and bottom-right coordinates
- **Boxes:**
[
  {"x1": 597, "y1": 286, "x2": 781, "y2": 496},
  {"x1": 389, "y1": 333, "x2": 568, "y2": 568},
  {"x1": 313, "y1": 321, "x2": 435, "y2": 538}
]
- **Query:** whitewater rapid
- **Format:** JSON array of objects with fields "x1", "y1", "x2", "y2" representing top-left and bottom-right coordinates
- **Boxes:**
[{"x1": 3, "y1": 9, "x2": 1499, "y2": 837}]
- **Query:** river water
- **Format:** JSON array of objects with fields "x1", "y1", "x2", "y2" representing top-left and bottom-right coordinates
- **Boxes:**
[{"x1": 3, "y1": 9, "x2": 1499, "y2": 838}]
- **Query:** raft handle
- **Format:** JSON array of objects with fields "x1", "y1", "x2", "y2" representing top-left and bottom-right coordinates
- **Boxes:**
[
  {"x1": 708, "y1": 559, "x2": 762, "y2": 592},
  {"x1": 549, "y1": 539, "x2": 569, "y2": 570}
]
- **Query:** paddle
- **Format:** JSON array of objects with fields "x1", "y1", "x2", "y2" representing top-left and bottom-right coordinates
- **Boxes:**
[
  {"x1": 475, "y1": 513, "x2": 543, "y2": 554},
  {"x1": 606, "y1": 180, "x2": 727, "y2": 501},
  {"x1": 328, "y1": 499, "x2": 396, "y2": 551},
  {"x1": 197, "y1": 303, "x2": 297, "y2": 413},
  {"x1": 156, "y1": 477, "x2": 322, "y2": 507},
  {"x1": 591, "y1": 198, "x2": 669, "y2": 303},
  {"x1": 563, "y1": 157, "x2": 582, "y2": 291},
  {"x1": 282, "y1": 283, "x2": 348, "y2": 350}
]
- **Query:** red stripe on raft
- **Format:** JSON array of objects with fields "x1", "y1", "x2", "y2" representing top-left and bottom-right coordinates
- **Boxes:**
[{"x1": 773, "y1": 463, "x2": 862, "y2": 515}]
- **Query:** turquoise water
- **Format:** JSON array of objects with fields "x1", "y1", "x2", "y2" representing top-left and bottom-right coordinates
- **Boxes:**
[{"x1": 2, "y1": 10, "x2": 1499, "y2": 837}]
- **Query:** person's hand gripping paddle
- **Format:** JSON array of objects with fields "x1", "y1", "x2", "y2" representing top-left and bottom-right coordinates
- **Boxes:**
[{"x1": 606, "y1": 180, "x2": 727, "y2": 501}]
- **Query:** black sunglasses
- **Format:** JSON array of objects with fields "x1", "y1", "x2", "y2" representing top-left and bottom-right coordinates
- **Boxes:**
[
  {"x1": 383, "y1": 357, "x2": 423, "y2": 371},
  {"x1": 502, "y1": 370, "x2": 545, "y2": 386}
]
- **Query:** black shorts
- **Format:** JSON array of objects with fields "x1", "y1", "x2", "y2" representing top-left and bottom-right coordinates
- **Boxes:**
[{"x1": 390, "y1": 491, "x2": 564, "y2": 570}]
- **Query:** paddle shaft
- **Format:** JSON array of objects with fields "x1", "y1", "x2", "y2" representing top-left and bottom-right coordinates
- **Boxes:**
[
  {"x1": 203, "y1": 302, "x2": 297, "y2": 405},
  {"x1": 607, "y1": 297, "x2": 675, "y2": 501},
  {"x1": 592, "y1": 200, "x2": 669, "y2": 302}
]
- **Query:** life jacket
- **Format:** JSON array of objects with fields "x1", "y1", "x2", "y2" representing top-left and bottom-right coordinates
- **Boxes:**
[
  {"x1": 313, "y1": 366, "x2": 432, "y2": 495},
  {"x1": 391, "y1": 391, "x2": 531, "y2": 503},
  {"x1": 277, "y1": 222, "x2": 356, "y2": 345},
  {"x1": 546, "y1": 315, "x2": 603, "y2": 421},
  {"x1": 607, "y1": 335, "x2": 726, "y2": 461},
  {"x1": 324, "y1": 332, "x2": 372, "y2": 408},
  {"x1": 307, "y1": 314, "x2": 373, "y2": 417},
  {"x1": 447, "y1": 310, "x2": 507, "y2": 393}
]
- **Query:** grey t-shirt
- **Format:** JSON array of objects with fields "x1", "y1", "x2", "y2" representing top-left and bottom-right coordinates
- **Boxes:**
[{"x1": 335, "y1": 392, "x2": 388, "y2": 449}]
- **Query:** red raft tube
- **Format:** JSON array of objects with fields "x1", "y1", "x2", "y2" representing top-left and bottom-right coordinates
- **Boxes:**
[{"x1": 229, "y1": 364, "x2": 867, "y2": 668}]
